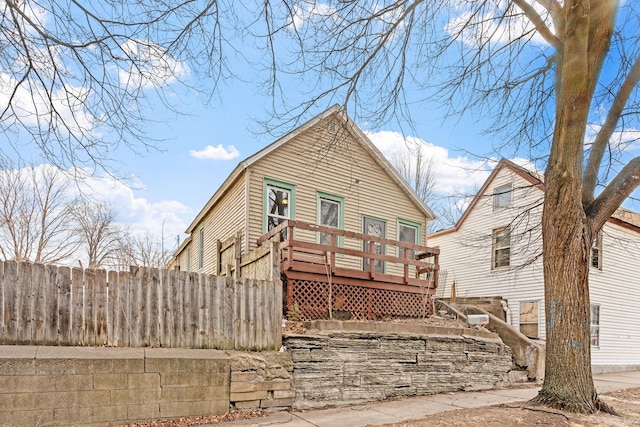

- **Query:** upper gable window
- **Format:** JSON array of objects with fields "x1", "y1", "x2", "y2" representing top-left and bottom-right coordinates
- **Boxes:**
[
  {"x1": 265, "y1": 179, "x2": 295, "y2": 233},
  {"x1": 492, "y1": 226, "x2": 511, "y2": 269},
  {"x1": 591, "y1": 232, "x2": 602, "y2": 270},
  {"x1": 493, "y1": 184, "x2": 512, "y2": 209}
]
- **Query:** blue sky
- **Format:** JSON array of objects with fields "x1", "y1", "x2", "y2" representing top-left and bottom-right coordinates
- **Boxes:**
[{"x1": 3, "y1": 1, "x2": 640, "y2": 258}]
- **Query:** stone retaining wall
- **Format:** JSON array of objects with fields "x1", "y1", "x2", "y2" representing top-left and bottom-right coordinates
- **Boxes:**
[
  {"x1": 285, "y1": 322, "x2": 512, "y2": 408},
  {"x1": 0, "y1": 347, "x2": 292, "y2": 427},
  {"x1": 0, "y1": 322, "x2": 513, "y2": 425}
]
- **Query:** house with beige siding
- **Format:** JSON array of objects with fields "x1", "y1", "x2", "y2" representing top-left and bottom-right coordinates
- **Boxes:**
[
  {"x1": 169, "y1": 106, "x2": 440, "y2": 320},
  {"x1": 428, "y1": 159, "x2": 640, "y2": 373}
]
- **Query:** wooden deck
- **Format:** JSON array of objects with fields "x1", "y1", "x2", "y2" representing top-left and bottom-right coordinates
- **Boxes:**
[{"x1": 258, "y1": 220, "x2": 440, "y2": 319}]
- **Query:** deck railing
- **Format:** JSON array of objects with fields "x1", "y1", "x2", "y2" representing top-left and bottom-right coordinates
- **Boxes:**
[
  {"x1": 258, "y1": 220, "x2": 440, "y2": 319},
  {"x1": 258, "y1": 220, "x2": 439, "y2": 286}
]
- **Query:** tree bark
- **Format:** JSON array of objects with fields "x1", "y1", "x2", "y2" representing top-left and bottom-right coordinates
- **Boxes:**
[{"x1": 530, "y1": 0, "x2": 616, "y2": 414}]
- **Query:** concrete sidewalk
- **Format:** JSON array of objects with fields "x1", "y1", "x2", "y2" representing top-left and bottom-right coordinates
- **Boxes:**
[{"x1": 217, "y1": 371, "x2": 640, "y2": 427}]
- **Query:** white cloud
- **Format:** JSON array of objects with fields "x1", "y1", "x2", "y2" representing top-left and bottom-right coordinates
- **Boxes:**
[
  {"x1": 0, "y1": 72, "x2": 97, "y2": 137},
  {"x1": 587, "y1": 123, "x2": 640, "y2": 151},
  {"x1": 70, "y1": 168, "x2": 192, "y2": 242},
  {"x1": 365, "y1": 130, "x2": 491, "y2": 195},
  {"x1": 118, "y1": 39, "x2": 190, "y2": 89},
  {"x1": 445, "y1": 2, "x2": 553, "y2": 48},
  {"x1": 290, "y1": 2, "x2": 337, "y2": 30},
  {"x1": 189, "y1": 144, "x2": 240, "y2": 160}
]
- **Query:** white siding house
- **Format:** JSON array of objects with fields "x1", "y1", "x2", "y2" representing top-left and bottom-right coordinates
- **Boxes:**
[{"x1": 428, "y1": 159, "x2": 640, "y2": 373}]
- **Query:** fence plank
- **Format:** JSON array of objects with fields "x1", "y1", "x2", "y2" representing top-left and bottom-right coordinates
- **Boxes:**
[
  {"x1": 273, "y1": 278, "x2": 283, "y2": 350},
  {"x1": 224, "y1": 277, "x2": 235, "y2": 350},
  {"x1": 234, "y1": 278, "x2": 244, "y2": 349},
  {"x1": 116, "y1": 271, "x2": 131, "y2": 347},
  {"x1": 84, "y1": 269, "x2": 96, "y2": 345},
  {"x1": 129, "y1": 267, "x2": 142, "y2": 347},
  {"x1": 175, "y1": 271, "x2": 185, "y2": 347},
  {"x1": 190, "y1": 273, "x2": 199, "y2": 348},
  {"x1": 32, "y1": 263, "x2": 47, "y2": 344},
  {"x1": 164, "y1": 269, "x2": 175, "y2": 348},
  {"x1": 107, "y1": 270, "x2": 117, "y2": 346},
  {"x1": 0, "y1": 261, "x2": 4, "y2": 344},
  {"x1": 204, "y1": 274, "x2": 213, "y2": 349},
  {"x1": 43, "y1": 265, "x2": 58, "y2": 345},
  {"x1": 3, "y1": 261, "x2": 18, "y2": 344},
  {"x1": 209, "y1": 275, "x2": 222, "y2": 349},
  {"x1": 149, "y1": 268, "x2": 160, "y2": 348},
  {"x1": 197, "y1": 273, "x2": 206, "y2": 348},
  {"x1": 71, "y1": 267, "x2": 84, "y2": 345},
  {"x1": 18, "y1": 262, "x2": 33, "y2": 345},
  {"x1": 57, "y1": 267, "x2": 71, "y2": 345},
  {"x1": 257, "y1": 280, "x2": 267, "y2": 350},
  {"x1": 95, "y1": 269, "x2": 108, "y2": 346},
  {"x1": 141, "y1": 267, "x2": 151, "y2": 348}
]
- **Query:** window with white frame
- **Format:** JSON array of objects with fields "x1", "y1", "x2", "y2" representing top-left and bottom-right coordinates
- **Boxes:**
[
  {"x1": 591, "y1": 304, "x2": 600, "y2": 347},
  {"x1": 318, "y1": 193, "x2": 343, "y2": 246},
  {"x1": 265, "y1": 180, "x2": 294, "y2": 232},
  {"x1": 493, "y1": 183, "x2": 512, "y2": 209},
  {"x1": 591, "y1": 232, "x2": 602, "y2": 270},
  {"x1": 519, "y1": 301, "x2": 539, "y2": 338},
  {"x1": 492, "y1": 227, "x2": 511, "y2": 269}
]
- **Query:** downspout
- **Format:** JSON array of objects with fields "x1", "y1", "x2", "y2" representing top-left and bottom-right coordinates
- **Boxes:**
[{"x1": 501, "y1": 300, "x2": 512, "y2": 325}]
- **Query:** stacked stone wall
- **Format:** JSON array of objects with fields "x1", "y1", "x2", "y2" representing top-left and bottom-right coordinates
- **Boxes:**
[{"x1": 285, "y1": 326, "x2": 512, "y2": 408}]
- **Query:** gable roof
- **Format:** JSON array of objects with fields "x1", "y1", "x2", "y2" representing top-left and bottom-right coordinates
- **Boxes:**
[
  {"x1": 429, "y1": 158, "x2": 640, "y2": 237},
  {"x1": 185, "y1": 105, "x2": 435, "y2": 233}
]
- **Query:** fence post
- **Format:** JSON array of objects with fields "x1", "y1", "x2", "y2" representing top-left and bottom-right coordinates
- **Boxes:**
[{"x1": 215, "y1": 240, "x2": 222, "y2": 275}]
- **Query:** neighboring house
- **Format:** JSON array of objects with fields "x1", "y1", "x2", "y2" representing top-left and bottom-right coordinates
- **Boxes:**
[
  {"x1": 428, "y1": 158, "x2": 640, "y2": 373},
  {"x1": 170, "y1": 105, "x2": 436, "y2": 283}
]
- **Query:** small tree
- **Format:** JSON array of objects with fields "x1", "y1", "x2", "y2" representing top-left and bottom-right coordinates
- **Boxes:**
[
  {"x1": 74, "y1": 201, "x2": 127, "y2": 269},
  {"x1": 0, "y1": 164, "x2": 79, "y2": 264}
]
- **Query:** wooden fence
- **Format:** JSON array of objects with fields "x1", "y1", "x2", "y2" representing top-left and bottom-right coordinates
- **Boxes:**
[{"x1": 0, "y1": 260, "x2": 282, "y2": 350}]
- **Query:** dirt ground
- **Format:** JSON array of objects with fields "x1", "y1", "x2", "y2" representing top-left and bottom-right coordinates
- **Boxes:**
[{"x1": 382, "y1": 387, "x2": 640, "y2": 427}]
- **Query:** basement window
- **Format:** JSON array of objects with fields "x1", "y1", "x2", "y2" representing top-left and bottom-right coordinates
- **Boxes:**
[{"x1": 519, "y1": 301, "x2": 539, "y2": 339}]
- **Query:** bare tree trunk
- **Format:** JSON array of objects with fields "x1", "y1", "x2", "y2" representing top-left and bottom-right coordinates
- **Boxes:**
[
  {"x1": 535, "y1": 172, "x2": 599, "y2": 412},
  {"x1": 531, "y1": 3, "x2": 614, "y2": 412}
]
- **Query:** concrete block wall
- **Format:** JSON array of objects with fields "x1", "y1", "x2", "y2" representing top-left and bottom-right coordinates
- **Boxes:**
[
  {"x1": 284, "y1": 321, "x2": 513, "y2": 409},
  {"x1": 0, "y1": 347, "x2": 232, "y2": 427}
]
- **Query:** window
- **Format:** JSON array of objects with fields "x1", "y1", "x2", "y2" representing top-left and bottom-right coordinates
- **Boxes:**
[
  {"x1": 398, "y1": 219, "x2": 421, "y2": 260},
  {"x1": 185, "y1": 247, "x2": 191, "y2": 272},
  {"x1": 317, "y1": 192, "x2": 343, "y2": 246},
  {"x1": 591, "y1": 304, "x2": 600, "y2": 347},
  {"x1": 591, "y1": 232, "x2": 602, "y2": 270},
  {"x1": 493, "y1": 184, "x2": 512, "y2": 209},
  {"x1": 264, "y1": 179, "x2": 295, "y2": 233},
  {"x1": 519, "y1": 301, "x2": 539, "y2": 338},
  {"x1": 492, "y1": 227, "x2": 511, "y2": 269},
  {"x1": 198, "y1": 225, "x2": 204, "y2": 270}
]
